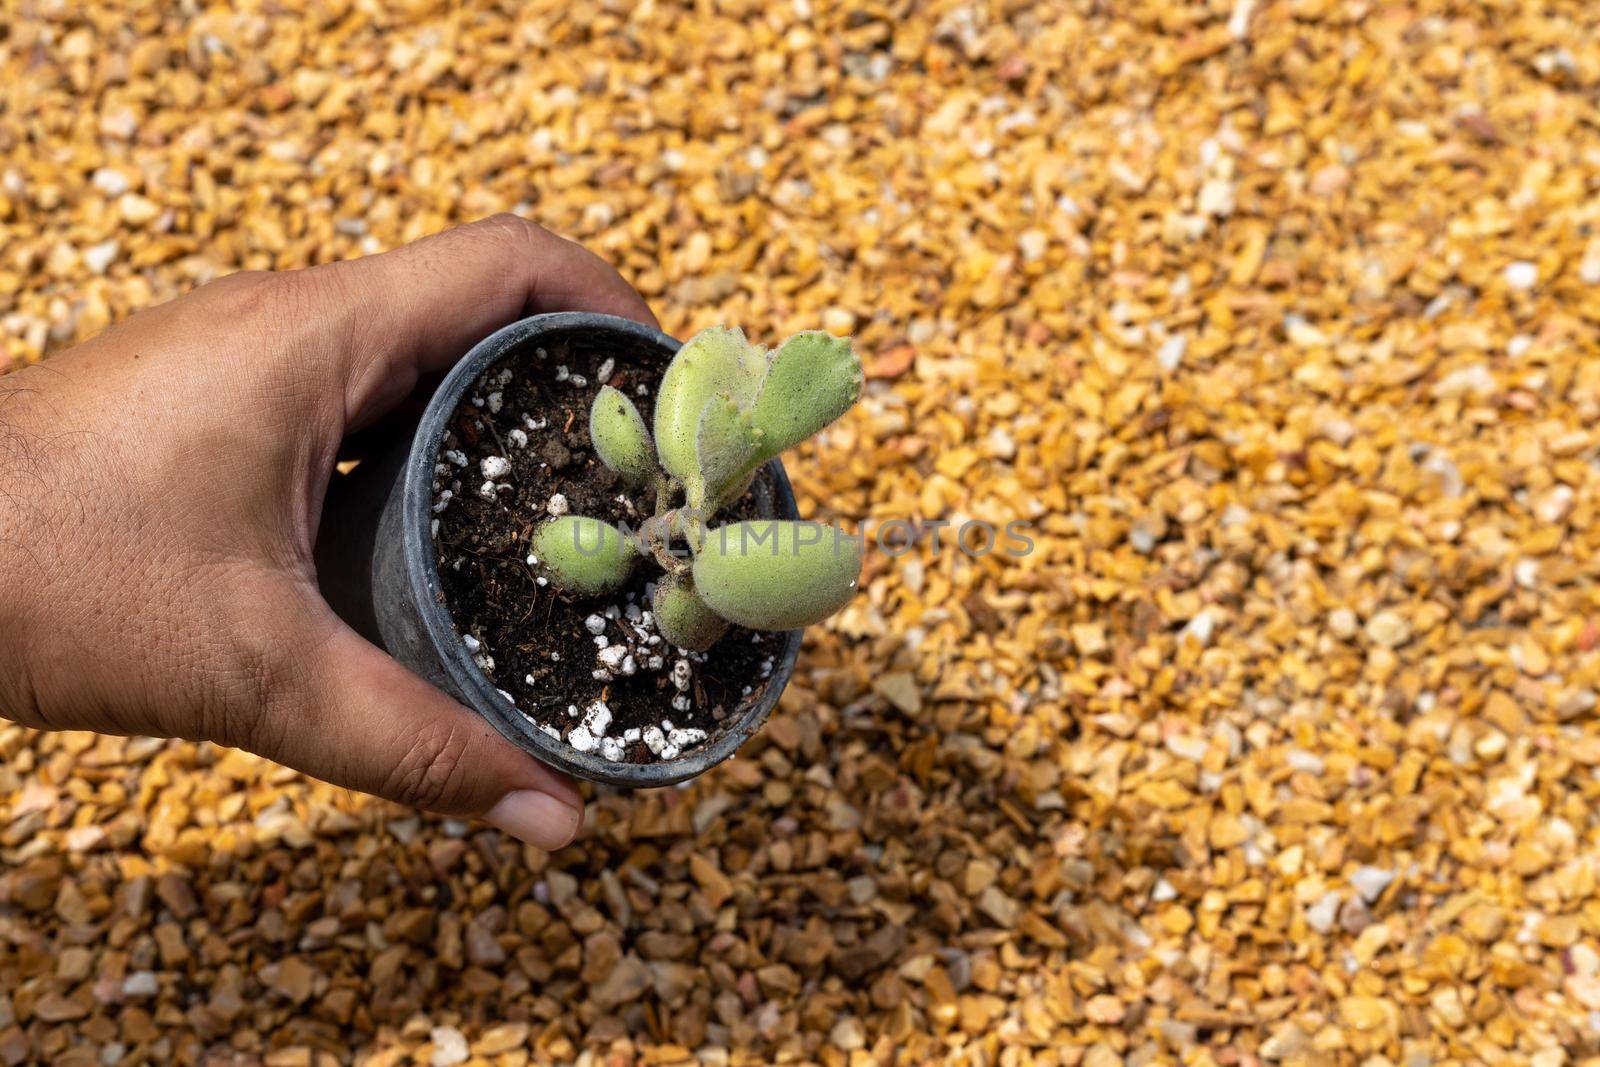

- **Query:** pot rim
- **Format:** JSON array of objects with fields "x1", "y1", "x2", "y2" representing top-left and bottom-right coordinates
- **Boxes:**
[{"x1": 401, "y1": 311, "x2": 803, "y2": 788}]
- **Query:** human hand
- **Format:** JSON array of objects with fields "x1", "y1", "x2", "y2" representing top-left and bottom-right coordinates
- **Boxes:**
[{"x1": 0, "y1": 216, "x2": 657, "y2": 849}]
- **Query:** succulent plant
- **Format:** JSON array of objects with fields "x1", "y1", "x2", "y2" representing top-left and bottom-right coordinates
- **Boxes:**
[{"x1": 531, "y1": 327, "x2": 864, "y2": 650}]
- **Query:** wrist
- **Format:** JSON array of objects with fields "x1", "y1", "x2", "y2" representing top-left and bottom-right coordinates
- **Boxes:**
[{"x1": 0, "y1": 369, "x2": 50, "y2": 727}]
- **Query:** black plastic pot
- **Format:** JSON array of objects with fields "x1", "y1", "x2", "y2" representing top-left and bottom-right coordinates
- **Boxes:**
[{"x1": 316, "y1": 312, "x2": 802, "y2": 788}]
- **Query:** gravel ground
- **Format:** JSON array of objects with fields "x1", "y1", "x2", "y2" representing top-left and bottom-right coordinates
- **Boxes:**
[{"x1": 6, "y1": 1, "x2": 1600, "y2": 1064}]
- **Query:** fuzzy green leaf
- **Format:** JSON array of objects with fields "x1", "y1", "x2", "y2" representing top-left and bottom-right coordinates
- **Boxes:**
[
  {"x1": 589, "y1": 386, "x2": 657, "y2": 485},
  {"x1": 748, "y1": 331, "x2": 862, "y2": 461},
  {"x1": 529, "y1": 516, "x2": 638, "y2": 596},
  {"x1": 651, "y1": 572, "x2": 730, "y2": 651},
  {"x1": 691, "y1": 520, "x2": 862, "y2": 630},
  {"x1": 687, "y1": 393, "x2": 765, "y2": 511},
  {"x1": 654, "y1": 326, "x2": 767, "y2": 485}
]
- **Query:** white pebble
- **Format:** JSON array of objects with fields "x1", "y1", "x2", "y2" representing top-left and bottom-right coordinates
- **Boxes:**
[
  {"x1": 597, "y1": 645, "x2": 627, "y2": 671},
  {"x1": 1349, "y1": 866, "x2": 1396, "y2": 903},
  {"x1": 443, "y1": 450, "x2": 468, "y2": 467},
  {"x1": 462, "y1": 634, "x2": 481, "y2": 653},
  {"x1": 83, "y1": 239, "x2": 119, "y2": 275},
  {"x1": 508, "y1": 428, "x2": 528, "y2": 448},
  {"x1": 671, "y1": 659, "x2": 692, "y2": 692},
  {"x1": 1198, "y1": 177, "x2": 1235, "y2": 217},
  {"x1": 1157, "y1": 333, "x2": 1187, "y2": 372},
  {"x1": 1305, "y1": 891, "x2": 1341, "y2": 933},
  {"x1": 1165, "y1": 734, "x2": 1207, "y2": 762},
  {"x1": 122, "y1": 972, "x2": 159, "y2": 998},
  {"x1": 92, "y1": 168, "x2": 131, "y2": 197},
  {"x1": 486, "y1": 391, "x2": 504, "y2": 414},
  {"x1": 596, "y1": 358, "x2": 615, "y2": 381},
  {"x1": 477, "y1": 480, "x2": 499, "y2": 500},
  {"x1": 481, "y1": 455, "x2": 512, "y2": 480},
  {"x1": 600, "y1": 737, "x2": 624, "y2": 761},
  {"x1": 1504, "y1": 260, "x2": 1538, "y2": 290},
  {"x1": 1285, "y1": 749, "x2": 1325, "y2": 775},
  {"x1": 1328, "y1": 607, "x2": 1359, "y2": 639},
  {"x1": 1582, "y1": 248, "x2": 1600, "y2": 285},
  {"x1": 547, "y1": 493, "x2": 569, "y2": 516},
  {"x1": 1181, "y1": 610, "x2": 1216, "y2": 647},
  {"x1": 1537, "y1": 485, "x2": 1574, "y2": 524},
  {"x1": 585, "y1": 614, "x2": 607, "y2": 635},
  {"x1": 1018, "y1": 229, "x2": 1048, "y2": 262}
]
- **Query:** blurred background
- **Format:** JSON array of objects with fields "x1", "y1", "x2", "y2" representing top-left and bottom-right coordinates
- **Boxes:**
[{"x1": 5, "y1": 0, "x2": 1600, "y2": 1063}]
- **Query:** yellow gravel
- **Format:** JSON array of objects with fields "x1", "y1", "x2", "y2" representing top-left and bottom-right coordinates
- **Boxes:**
[{"x1": 7, "y1": 1, "x2": 1600, "y2": 1064}]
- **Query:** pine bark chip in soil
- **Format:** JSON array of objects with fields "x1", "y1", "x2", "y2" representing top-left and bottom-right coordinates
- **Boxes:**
[{"x1": 429, "y1": 327, "x2": 785, "y2": 767}]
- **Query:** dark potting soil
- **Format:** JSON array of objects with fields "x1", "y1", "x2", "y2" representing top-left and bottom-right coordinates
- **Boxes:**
[{"x1": 430, "y1": 327, "x2": 786, "y2": 765}]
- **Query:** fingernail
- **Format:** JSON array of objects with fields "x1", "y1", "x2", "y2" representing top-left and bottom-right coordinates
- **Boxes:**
[{"x1": 485, "y1": 791, "x2": 582, "y2": 850}]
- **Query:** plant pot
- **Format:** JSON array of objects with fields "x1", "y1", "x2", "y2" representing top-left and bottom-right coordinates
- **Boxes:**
[{"x1": 315, "y1": 312, "x2": 802, "y2": 788}]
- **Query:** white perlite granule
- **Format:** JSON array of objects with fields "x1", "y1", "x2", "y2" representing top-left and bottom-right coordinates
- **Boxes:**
[{"x1": 581, "y1": 700, "x2": 612, "y2": 736}]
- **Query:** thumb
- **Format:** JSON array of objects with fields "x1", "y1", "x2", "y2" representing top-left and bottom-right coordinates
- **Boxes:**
[{"x1": 261, "y1": 616, "x2": 583, "y2": 850}]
